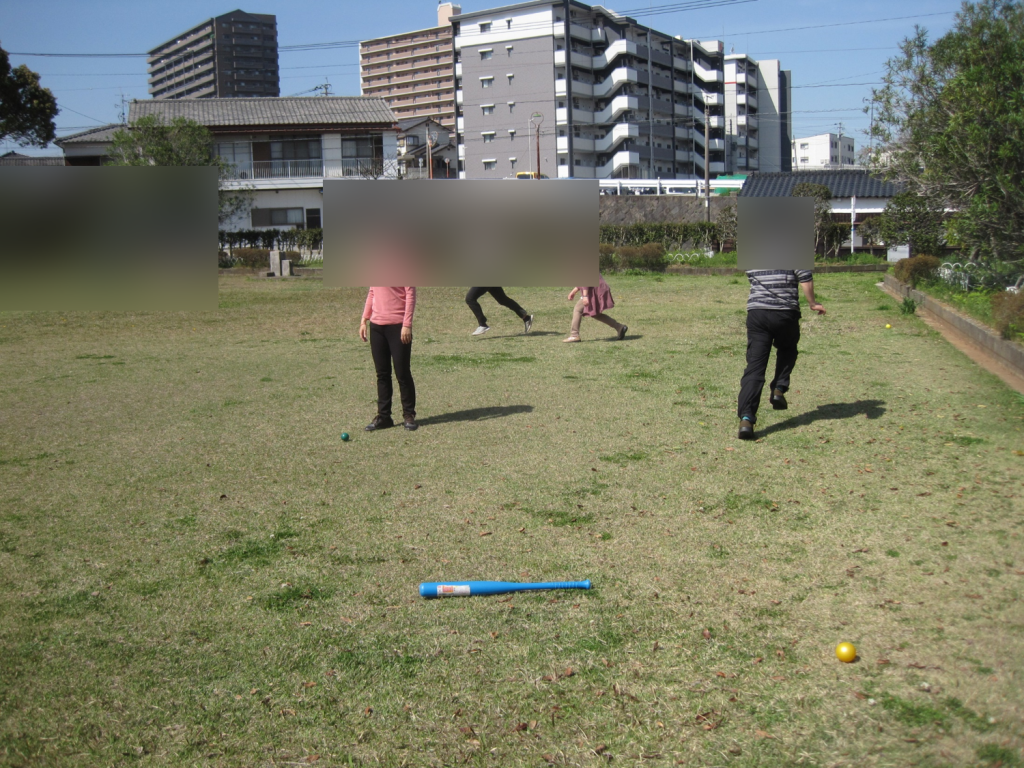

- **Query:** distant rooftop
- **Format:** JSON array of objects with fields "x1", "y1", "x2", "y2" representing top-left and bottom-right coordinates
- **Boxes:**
[
  {"x1": 128, "y1": 97, "x2": 397, "y2": 128},
  {"x1": 0, "y1": 152, "x2": 65, "y2": 166},
  {"x1": 740, "y1": 169, "x2": 903, "y2": 198},
  {"x1": 54, "y1": 124, "x2": 122, "y2": 146}
]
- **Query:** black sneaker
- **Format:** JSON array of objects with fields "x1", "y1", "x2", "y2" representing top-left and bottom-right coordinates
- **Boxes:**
[
  {"x1": 365, "y1": 415, "x2": 394, "y2": 432},
  {"x1": 617, "y1": 324, "x2": 628, "y2": 340},
  {"x1": 738, "y1": 418, "x2": 755, "y2": 440},
  {"x1": 523, "y1": 314, "x2": 533, "y2": 334},
  {"x1": 403, "y1": 416, "x2": 418, "y2": 431},
  {"x1": 770, "y1": 389, "x2": 788, "y2": 410}
]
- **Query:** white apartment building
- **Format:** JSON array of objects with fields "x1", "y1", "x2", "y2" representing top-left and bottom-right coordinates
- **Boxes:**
[
  {"x1": 791, "y1": 132, "x2": 855, "y2": 170},
  {"x1": 452, "y1": 0, "x2": 791, "y2": 179}
]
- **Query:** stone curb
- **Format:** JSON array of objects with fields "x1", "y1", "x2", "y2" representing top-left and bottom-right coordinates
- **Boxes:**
[{"x1": 882, "y1": 273, "x2": 1024, "y2": 377}]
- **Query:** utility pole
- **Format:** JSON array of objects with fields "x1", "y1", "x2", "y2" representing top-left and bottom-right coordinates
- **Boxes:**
[
  {"x1": 427, "y1": 130, "x2": 437, "y2": 180},
  {"x1": 531, "y1": 112, "x2": 544, "y2": 178},
  {"x1": 704, "y1": 104, "x2": 711, "y2": 222}
]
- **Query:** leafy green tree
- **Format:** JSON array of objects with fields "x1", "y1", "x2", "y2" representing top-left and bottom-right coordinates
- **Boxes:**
[
  {"x1": 0, "y1": 47, "x2": 58, "y2": 147},
  {"x1": 109, "y1": 115, "x2": 252, "y2": 225},
  {"x1": 867, "y1": 0, "x2": 1024, "y2": 264},
  {"x1": 791, "y1": 182, "x2": 833, "y2": 256},
  {"x1": 873, "y1": 191, "x2": 945, "y2": 256}
]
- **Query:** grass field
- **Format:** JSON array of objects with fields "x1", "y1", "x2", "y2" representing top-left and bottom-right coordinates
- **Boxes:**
[{"x1": 1, "y1": 273, "x2": 1023, "y2": 767}]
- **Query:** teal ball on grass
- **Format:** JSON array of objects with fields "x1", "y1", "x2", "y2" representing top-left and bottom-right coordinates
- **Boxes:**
[{"x1": 341, "y1": 433, "x2": 350, "y2": 442}]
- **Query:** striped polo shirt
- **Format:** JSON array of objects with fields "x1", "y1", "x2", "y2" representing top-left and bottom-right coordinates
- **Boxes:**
[{"x1": 746, "y1": 269, "x2": 813, "y2": 312}]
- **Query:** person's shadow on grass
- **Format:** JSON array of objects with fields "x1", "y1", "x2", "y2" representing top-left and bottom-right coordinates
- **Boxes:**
[
  {"x1": 756, "y1": 399, "x2": 886, "y2": 438},
  {"x1": 417, "y1": 404, "x2": 534, "y2": 426}
]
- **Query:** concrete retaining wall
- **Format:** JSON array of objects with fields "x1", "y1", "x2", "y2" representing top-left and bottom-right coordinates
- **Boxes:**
[{"x1": 883, "y1": 273, "x2": 1024, "y2": 375}]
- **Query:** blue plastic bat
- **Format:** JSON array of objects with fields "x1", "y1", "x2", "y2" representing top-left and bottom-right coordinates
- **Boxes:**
[{"x1": 419, "y1": 580, "x2": 591, "y2": 598}]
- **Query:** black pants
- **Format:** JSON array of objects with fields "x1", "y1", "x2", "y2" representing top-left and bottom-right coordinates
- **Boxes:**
[
  {"x1": 369, "y1": 322, "x2": 415, "y2": 419},
  {"x1": 465, "y1": 287, "x2": 527, "y2": 327},
  {"x1": 737, "y1": 309, "x2": 800, "y2": 423}
]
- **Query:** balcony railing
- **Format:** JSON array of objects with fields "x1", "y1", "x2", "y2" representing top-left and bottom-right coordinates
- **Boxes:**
[{"x1": 223, "y1": 159, "x2": 387, "y2": 180}]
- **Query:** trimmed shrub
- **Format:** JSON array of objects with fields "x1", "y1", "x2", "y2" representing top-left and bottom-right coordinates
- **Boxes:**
[
  {"x1": 217, "y1": 250, "x2": 236, "y2": 268},
  {"x1": 894, "y1": 254, "x2": 941, "y2": 287},
  {"x1": 615, "y1": 246, "x2": 641, "y2": 270},
  {"x1": 599, "y1": 243, "x2": 617, "y2": 272},
  {"x1": 232, "y1": 248, "x2": 270, "y2": 269},
  {"x1": 992, "y1": 290, "x2": 1024, "y2": 339},
  {"x1": 637, "y1": 242, "x2": 668, "y2": 272}
]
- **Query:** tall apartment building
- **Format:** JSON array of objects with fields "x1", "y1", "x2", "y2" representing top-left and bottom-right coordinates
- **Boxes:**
[
  {"x1": 148, "y1": 10, "x2": 280, "y2": 100},
  {"x1": 791, "y1": 132, "x2": 855, "y2": 169},
  {"x1": 359, "y1": 3, "x2": 461, "y2": 130},
  {"x1": 453, "y1": 0, "x2": 791, "y2": 179},
  {"x1": 725, "y1": 54, "x2": 790, "y2": 173}
]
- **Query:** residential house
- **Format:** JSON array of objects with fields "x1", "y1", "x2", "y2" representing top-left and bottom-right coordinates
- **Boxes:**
[
  {"x1": 739, "y1": 169, "x2": 904, "y2": 256},
  {"x1": 123, "y1": 97, "x2": 399, "y2": 230},
  {"x1": 54, "y1": 125, "x2": 121, "y2": 166},
  {"x1": 397, "y1": 117, "x2": 456, "y2": 178},
  {"x1": 0, "y1": 151, "x2": 66, "y2": 166}
]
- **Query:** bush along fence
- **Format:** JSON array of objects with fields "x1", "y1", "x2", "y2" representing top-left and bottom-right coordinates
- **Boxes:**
[
  {"x1": 599, "y1": 222, "x2": 721, "y2": 252},
  {"x1": 218, "y1": 228, "x2": 323, "y2": 268}
]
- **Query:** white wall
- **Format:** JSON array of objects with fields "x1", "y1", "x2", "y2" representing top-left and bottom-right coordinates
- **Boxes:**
[{"x1": 222, "y1": 188, "x2": 325, "y2": 231}]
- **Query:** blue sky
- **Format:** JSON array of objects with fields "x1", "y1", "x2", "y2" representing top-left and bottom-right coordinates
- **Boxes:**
[{"x1": 1, "y1": 0, "x2": 962, "y2": 155}]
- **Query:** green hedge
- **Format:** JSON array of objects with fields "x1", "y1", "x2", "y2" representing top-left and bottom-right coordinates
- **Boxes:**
[{"x1": 219, "y1": 228, "x2": 323, "y2": 251}]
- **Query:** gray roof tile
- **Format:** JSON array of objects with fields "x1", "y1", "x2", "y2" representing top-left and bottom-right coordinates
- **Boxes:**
[
  {"x1": 128, "y1": 97, "x2": 397, "y2": 128},
  {"x1": 55, "y1": 124, "x2": 122, "y2": 145},
  {"x1": 739, "y1": 169, "x2": 903, "y2": 198}
]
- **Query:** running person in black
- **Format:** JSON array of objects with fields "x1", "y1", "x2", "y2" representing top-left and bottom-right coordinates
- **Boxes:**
[
  {"x1": 737, "y1": 269, "x2": 825, "y2": 440},
  {"x1": 465, "y1": 287, "x2": 533, "y2": 336}
]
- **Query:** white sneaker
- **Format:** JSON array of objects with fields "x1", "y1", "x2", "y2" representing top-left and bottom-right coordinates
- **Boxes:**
[{"x1": 472, "y1": 325, "x2": 490, "y2": 335}]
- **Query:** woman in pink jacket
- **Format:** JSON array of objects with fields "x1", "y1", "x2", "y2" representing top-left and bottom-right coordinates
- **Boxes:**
[
  {"x1": 359, "y1": 287, "x2": 417, "y2": 431},
  {"x1": 563, "y1": 276, "x2": 628, "y2": 343}
]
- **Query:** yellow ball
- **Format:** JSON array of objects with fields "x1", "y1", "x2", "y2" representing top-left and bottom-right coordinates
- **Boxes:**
[
  {"x1": 885, "y1": 324, "x2": 892, "y2": 329},
  {"x1": 836, "y1": 642, "x2": 857, "y2": 663}
]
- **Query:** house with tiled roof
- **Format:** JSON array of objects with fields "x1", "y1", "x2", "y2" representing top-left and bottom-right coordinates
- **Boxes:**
[
  {"x1": 740, "y1": 169, "x2": 907, "y2": 259},
  {"x1": 50, "y1": 98, "x2": 400, "y2": 231},
  {"x1": 128, "y1": 96, "x2": 400, "y2": 230},
  {"x1": 54, "y1": 125, "x2": 121, "y2": 166}
]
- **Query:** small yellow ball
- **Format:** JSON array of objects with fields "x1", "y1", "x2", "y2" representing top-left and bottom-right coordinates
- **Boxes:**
[
  {"x1": 885, "y1": 324, "x2": 892, "y2": 329},
  {"x1": 836, "y1": 642, "x2": 857, "y2": 663}
]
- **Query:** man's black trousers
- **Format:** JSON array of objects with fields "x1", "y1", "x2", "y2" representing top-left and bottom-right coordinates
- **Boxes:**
[
  {"x1": 369, "y1": 322, "x2": 415, "y2": 419},
  {"x1": 465, "y1": 287, "x2": 527, "y2": 327},
  {"x1": 737, "y1": 309, "x2": 800, "y2": 423}
]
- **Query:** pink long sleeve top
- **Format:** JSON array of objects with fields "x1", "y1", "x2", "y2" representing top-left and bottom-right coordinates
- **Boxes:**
[{"x1": 362, "y1": 287, "x2": 416, "y2": 328}]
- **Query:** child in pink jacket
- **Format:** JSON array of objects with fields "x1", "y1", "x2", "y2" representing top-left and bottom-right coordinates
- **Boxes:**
[{"x1": 359, "y1": 287, "x2": 417, "y2": 431}]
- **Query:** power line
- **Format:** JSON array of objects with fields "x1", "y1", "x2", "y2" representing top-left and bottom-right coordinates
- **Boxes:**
[
  {"x1": 690, "y1": 10, "x2": 956, "y2": 39},
  {"x1": 9, "y1": 8, "x2": 958, "y2": 60}
]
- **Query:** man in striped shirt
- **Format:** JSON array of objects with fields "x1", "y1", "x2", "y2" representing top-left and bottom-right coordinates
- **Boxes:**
[{"x1": 738, "y1": 269, "x2": 825, "y2": 440}]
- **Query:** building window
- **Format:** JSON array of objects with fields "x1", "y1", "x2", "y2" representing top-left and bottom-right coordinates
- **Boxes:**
[
  {"x1": 251, "y1": 207, "x2": 304, "y2": 227},
  {"x1": 506, "y1": 45, "x2": 513, "y2": 55},
  {"x1": 507, "y1": 73, "x2": 514, "y2": 83},
  {"x1": 480, "y1": 49, "x2": 493, "y2": 60},
  {"x1": 306, "y1": 208, "x2": 322, "y2": 229},
  {"x1": 479, "y1": 22, "x2": 491, "y2": 32},
  {"x1": 508, "y1": 101, "x2": 515, "y2": 112},
  {"x1": 508, "y1": 129, "x2": 516, "y2": 139},
  {"x1": 483, "y1": 160, "x2": 497, "y2": 170},
  {"x1": 483, "y1": 132, "x2": 495, "y2": 143},
  {"x1": 510, "y1": 157, "x2": 517, "y2": 167},
  {"x1": 799, "y1": 142, "x2": 808, "y2": 149},
  {"x1": 480, "y1": 77, "x2": 493, "y2": 88}
]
